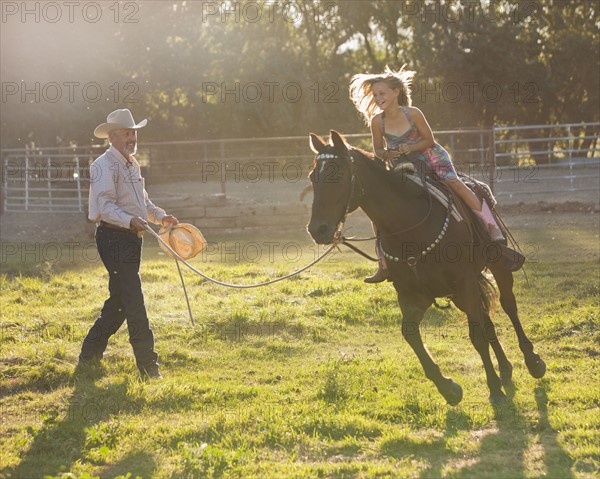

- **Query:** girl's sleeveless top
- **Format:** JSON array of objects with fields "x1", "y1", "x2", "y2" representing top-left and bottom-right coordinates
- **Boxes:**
[{"x1": 381, "y1": 106, "x2": 457, "y2": 180}]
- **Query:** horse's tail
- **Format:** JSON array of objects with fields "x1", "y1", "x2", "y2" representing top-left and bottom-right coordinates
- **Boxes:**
[{"x1": 478, "y1": 272, "x2": 498, "y2": 314}]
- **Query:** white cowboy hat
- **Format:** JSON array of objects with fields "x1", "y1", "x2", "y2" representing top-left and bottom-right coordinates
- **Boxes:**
[
  {"x1": 94, "y1": 108, "x2": 148, "y2": 139},
  {"x1": 158, "y1": 223, "x2": 207, "y2": 260}
]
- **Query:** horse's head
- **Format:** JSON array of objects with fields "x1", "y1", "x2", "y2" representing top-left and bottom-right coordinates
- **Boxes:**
[{"x1": 307, "y1": 130, "x2": 358, "y2": 244}]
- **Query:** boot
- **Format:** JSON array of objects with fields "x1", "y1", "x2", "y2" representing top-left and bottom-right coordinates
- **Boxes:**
[
  {"x1": 364, "y1": 238, "x2": 390, "y2": 283},
  {"x1": 497, "y1": 242, "x2": 526, "y2": 272},
  {"x1": 364, "y1": 263, "x2": 390, "y2": 283},
  {"x1": 476, "y1": 201, "x2": 504, "y2": 241},
  {"x1": 475, "y1": 202, "x2": 525, "y2": 271}
]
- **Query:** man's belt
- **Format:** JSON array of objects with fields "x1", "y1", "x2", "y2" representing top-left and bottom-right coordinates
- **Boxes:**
[{"x1": 99, "y1": 221, "x2": 135, "y2": 233}]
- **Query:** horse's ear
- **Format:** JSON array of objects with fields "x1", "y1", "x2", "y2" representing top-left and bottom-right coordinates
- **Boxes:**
[
  {"x1": 330, "y1": 130, "x2": 348, "y2": 153},
  {"x1": 309, "y1": 133, "x2": 327, "y2": 154}
]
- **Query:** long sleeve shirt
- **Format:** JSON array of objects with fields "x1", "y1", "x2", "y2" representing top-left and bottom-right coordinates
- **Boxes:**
[{"x1": 88, "y1": 145, "x2": 166, "y2": 229}]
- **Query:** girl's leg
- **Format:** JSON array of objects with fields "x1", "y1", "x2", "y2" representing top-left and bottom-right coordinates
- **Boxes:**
[
  {"x1": 444, "y1": 177, "x2": 482, "y2": 211},
  {"x1": 442, "y1": 178, "x2": 524, "y2": 271},
  {"x1": 443, "y1": 178, "x2": 504, "y2": 241}
]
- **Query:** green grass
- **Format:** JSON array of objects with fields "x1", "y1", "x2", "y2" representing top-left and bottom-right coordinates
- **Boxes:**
[{"x1": 1, "y1": 221, "x2": 599, "y2": 479}]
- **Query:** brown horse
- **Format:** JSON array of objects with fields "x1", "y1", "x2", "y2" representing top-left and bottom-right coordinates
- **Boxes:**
[{"x1": 307, "y1": 131, "x2": 546, "y2": 405}]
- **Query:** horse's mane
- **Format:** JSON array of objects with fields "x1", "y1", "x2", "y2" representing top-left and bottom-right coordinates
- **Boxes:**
[
  {"x1": 310, "y1": 134, "x2": 420, "y2": 197},
  {"x1": 348, "y1": 147, "x2": 423, "y2": 197},
  {"x1": 349, "y1": 146, "x2": 384, "y2": 169}
]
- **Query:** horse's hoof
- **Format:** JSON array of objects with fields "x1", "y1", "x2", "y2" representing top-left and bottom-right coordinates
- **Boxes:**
[
  {"x1": 489, "y1": 391, "x2": 508, "y2": 406},
  {"x1": 442, "y1": 379, "x2": 463, "y2": 406},
  {"x1": 526, "y1": 355, "x2": 547, "y2": 379}
]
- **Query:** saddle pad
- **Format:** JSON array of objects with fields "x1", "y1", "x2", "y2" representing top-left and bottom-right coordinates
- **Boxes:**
[{"x1": 406, "y1": 175, "x2": 464, "y2": 222}]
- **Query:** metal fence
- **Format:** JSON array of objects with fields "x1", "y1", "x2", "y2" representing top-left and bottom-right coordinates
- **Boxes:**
[
  {"x1": 0, "y1": 145, "x2": 103, "y2": 213},
  {"x1": 492, "y1": 122, "x2": 600, "y2": 200},
  {"x1": 1, "y1": 122, "x2": 598, "y2": 213}
]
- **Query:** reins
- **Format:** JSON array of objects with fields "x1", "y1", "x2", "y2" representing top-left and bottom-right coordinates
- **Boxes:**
[
  {"x1": 146, "y1": 225, "x2": 339, "y2": 289},
  {"x1": 148, "y1": 148, "x2": 448, "y2": 324}
]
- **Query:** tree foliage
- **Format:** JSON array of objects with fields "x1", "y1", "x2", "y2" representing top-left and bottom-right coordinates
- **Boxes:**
[{"x1": 1, "y1": 0, "x2": 598, "y2": 148}]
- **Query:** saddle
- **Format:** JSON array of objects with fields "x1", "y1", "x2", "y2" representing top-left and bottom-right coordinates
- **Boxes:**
[
  {"x1": 457, "y1": 172, "x2": 497, "y2": 210},
  {"x1": 390, "y1": 156, "x2": 504, "y2": 245},
  {"x1": 384, "y1": 156, "x2": 525, "y2": 271}
]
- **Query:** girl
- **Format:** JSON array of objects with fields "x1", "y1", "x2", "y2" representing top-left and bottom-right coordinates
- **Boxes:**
[{"x1": 349, "y1": 66, "x2": 523, "y2": 282}]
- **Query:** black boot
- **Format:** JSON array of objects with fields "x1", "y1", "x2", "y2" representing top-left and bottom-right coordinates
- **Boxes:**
[
  {"x1": 364, "y1": 265, "x2": 390, "y2": 283},
  {"x1": 497, "y1": 242, "x2": 526, "y2": 272}
]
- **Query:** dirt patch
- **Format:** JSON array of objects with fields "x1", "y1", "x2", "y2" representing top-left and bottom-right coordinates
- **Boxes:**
[{"x1": 0, "y1": 201, "x2": 598, "y2": 244}]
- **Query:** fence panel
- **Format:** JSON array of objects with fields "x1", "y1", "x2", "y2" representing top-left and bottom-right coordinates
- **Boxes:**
[
  {"x1": 1, "y1": 146, "x2": 101, "y2": 213},
  {"x1": 493, "y1": 122, "x2": 600, "y2": 202},
  {"x1": 1, "y1": 123, "x2": 597, "y2": 214}
]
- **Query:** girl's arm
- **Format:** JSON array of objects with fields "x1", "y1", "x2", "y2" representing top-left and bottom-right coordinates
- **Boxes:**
[
  {"x1": 370, "y1": 115, "x2": 400, "y2": 161},
  {"x1": 398, "y1": 107, "x2": 435, "y2": 155}
]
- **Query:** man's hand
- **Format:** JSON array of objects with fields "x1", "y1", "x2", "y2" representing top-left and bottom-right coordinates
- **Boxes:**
[
  {"x1": 130, "y1": 216, "x2": 148, "y2": 233},
  {"x1": 161, "y1": 215, "x2": 179, "y2": 227}
]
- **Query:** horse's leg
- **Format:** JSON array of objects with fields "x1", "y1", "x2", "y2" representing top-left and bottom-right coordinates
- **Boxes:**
[
  {"x1": 489, "y1": 264, "x2": 546, "y2": 378},
  {"x1": 397, "y1": 294, "x2": 463, "y2": 405},
  {"x1": 453, "y1": 284, "x2": 506, "y2": 404},
  {"x1": 483, "y1": 311, "x2": 514, "y2": 389}
]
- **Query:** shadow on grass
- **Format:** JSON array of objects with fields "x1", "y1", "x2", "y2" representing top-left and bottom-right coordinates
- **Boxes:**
[
  {"x1": 533, "y1": 381, "x2": 575, "y2": 479},
  {"x1": 439, "y1": 397, "x2": 530, "y2": 479},
  {"x1": 377, "y1": 382, "x2": 575, "y2": 479},
  {"x1": 427, "y1": 382, "x2": 573, "y2": 479},
  {"x1": 0, "y1": 361, "x2": 73, "y2": 397},
  {"x1": 445, "y1": 386, "x2": 573, "y2": 478},
  {"x1": 98, "y1": 450, "x2": 156, "y2": 479},
  {"x1": 5, "y1": 369, "x2": 149, "y2": 479},
  {"x1": 379, "y1": 408, "x2": 471, "y2": 469}
]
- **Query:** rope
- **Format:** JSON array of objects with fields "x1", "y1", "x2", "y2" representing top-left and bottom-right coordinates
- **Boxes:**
[
  {"x1": 144, "y1": 224, "x2": 339, "y2": 289},
  {"x1": 175, "y1": 259, "x2": 194, "y2": 325}
]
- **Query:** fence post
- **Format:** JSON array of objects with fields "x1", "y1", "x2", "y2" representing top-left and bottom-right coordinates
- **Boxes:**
[
  {"x1": 220, "y1": 140, "x2": 226, "y2": 197},
  {"x1": 479, "y1": 132, "x2": 485, "y2": 177},
  {"x1": 25, "y1": 146, "x2": 30, "y2": 211},
  {"x1": 490, "y1": 127, "x2": 497, "y2": 195},
  {"x1": 567, "y1": 125, "x2": 573, "y2": 163},
  {"x1": 47, "y1": 154, "x2": 53, "y2": 211},
  {"x1": 0, "y1": 157, "x2": 5, "y2": 214},
  {"x1": 75, "y1": 156, "x2": 83, "y2": 213}
]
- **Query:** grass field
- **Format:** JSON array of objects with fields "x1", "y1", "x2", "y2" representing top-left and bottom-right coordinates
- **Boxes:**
[{"x1": 1, "y1": 215, "x2": 599, "y2": 479}]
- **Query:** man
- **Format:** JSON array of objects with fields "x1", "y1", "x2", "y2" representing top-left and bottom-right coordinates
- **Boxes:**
[{"x1": 78, "y1": 109, "x2": 178, "y2": 379}]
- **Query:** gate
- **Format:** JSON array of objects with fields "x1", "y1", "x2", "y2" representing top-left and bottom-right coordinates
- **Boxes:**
[{"x1": 1, "y1": 145, "x2": 102, "y2": 213}]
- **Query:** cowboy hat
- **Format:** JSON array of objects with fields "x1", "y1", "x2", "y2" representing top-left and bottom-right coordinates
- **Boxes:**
[
  {"x1": 94, "y1": 109, "x2": 148, "y2": 138},
  {"x1": 158, "y1": 223, "x2": 207, "y2": 260}
]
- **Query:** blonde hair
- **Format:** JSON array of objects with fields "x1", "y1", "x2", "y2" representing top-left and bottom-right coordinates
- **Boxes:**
[{"x1": 349, "y1": 65, "x2": 416, "y2": 124}]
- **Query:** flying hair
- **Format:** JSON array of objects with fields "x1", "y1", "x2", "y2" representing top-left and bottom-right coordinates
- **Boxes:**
[{"x1": 349, "y1": 65, "x2": 416, "y2": 125}]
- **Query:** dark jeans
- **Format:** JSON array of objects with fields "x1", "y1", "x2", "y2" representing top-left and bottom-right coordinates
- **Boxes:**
[{"x1": 79, "y1": 226, "x2": 158, "y2": 372}]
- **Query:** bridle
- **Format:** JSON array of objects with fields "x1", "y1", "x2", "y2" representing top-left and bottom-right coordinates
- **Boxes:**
[
  {"x1": 313, "y1": 150, "x2": 364, "y2": 242},
  {"x1": 313, "y1": 148, "x2": 453, "y2": 276}
]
